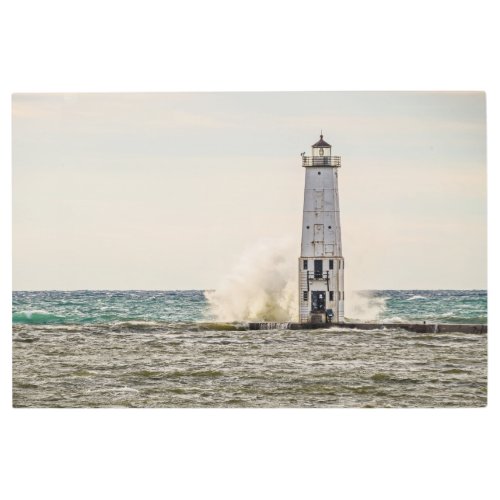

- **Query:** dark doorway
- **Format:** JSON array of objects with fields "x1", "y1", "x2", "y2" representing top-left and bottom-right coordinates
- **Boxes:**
[
  {"x1": 314, "y1": 260, "x2": 323, "y2": 278},
  {"x1": 311, "y1": 291, "x2": 326, "y2": 312}
]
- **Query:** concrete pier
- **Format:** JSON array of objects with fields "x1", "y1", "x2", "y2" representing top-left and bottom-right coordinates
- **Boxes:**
[{"x1": 248, "y1": 322, "x2": 487, "y2": 334}]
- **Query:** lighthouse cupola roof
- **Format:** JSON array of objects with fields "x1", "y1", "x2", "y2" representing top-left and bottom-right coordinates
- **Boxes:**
[{"x1": 312, "y1": 134, "x2": 331, "y2": 148}]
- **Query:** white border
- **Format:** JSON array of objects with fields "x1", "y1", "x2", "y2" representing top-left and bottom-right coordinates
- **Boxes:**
[{"x1": 2, "y1": 1, "x2": 498, "y2": 499}]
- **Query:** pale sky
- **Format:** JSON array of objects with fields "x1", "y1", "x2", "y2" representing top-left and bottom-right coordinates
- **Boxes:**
[{"x1": 12, "y1": 92, "x2": 486, "y2": 290}]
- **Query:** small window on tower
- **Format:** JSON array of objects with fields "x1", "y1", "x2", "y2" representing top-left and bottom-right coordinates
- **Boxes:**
[
  {"x1": 329, "y1": 260, "x2": 334, "y2": 270},
  {"x1": 329, "y1": 291, "x2": 334, "y2": 301},
  {"x1": 303, "y1": 291, "x2": 308, "y2": 302},
  {"x1": 303, "y1": 260, "x2": 308, "y2": 270}
]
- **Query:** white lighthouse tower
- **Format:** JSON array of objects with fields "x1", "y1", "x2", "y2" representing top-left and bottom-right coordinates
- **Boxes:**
[{"x1": 299, "y1": 134, "x2": 345, "y2": 324}]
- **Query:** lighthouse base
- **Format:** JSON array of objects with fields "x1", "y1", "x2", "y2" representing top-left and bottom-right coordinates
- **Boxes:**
[
  {"x1": 301, "y1": 308, "x2": 341, "y2": 324},
  {"x1": 310, "y1": 313, "x2": 325, "y2": 323}
]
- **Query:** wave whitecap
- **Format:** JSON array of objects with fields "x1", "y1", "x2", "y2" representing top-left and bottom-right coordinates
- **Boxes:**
[{"x1": 12, "y1": 310, "x2": 66, "y2": 324}]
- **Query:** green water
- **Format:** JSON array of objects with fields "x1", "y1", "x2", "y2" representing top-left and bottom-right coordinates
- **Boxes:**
[{"x1": 12, "y1": 290, "x2": 487, "y2": 408}]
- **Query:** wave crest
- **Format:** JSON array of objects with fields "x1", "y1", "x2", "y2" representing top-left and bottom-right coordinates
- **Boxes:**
[{"x1": 13, "y1": 310, "x2": 65, "y2": 324}]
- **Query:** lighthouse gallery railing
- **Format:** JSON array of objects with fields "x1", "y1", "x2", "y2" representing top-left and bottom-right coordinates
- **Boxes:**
[{"x1": 302, "y1": 156, "x2": 341, "y2": 167}]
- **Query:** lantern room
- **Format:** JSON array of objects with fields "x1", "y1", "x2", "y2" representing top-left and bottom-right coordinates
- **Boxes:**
[{"x1": 311, "y1": 134, "x2": 331, "y2": 157}]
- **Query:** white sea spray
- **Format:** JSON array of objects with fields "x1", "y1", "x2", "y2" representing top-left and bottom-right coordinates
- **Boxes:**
[
  {"x1": 205, "y1": 239, "x2": 299, "y2": 322},
  {"x1": 344, "y1": 290, "x2": 386, "y2": 321}
]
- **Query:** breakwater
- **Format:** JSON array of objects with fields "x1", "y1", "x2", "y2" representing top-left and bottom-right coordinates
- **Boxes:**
[{"x1": 248, "y1": 322, "x2": 487, "y2": 334}]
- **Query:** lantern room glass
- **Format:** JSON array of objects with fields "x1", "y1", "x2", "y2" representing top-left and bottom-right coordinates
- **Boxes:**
[{"x1": 312, "y1": 146, "x2": 331, "y2": 157}]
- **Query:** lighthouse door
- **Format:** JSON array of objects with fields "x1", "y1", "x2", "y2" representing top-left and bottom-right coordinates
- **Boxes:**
[{"x1": 311, "y1": 291, "x2": 326, "y2": 312}]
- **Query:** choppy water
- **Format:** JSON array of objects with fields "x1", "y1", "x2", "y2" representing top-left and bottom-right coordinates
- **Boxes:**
[{"x1": 12, "y1": 290, "x2": 487, "y2": 408}]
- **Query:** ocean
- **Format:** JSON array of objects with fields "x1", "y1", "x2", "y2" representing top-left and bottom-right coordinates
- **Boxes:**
[{"x1": 12, "y1": 289, "x2": 487, "y2": 408}]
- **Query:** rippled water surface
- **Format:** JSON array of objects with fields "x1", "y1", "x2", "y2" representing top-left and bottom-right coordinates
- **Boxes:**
[{"x1": 12, "y1": 290, "x2": 487, "y2": 408}]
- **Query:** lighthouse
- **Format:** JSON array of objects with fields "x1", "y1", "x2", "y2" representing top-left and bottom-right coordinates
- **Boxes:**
[{"x1": 299, "y1": 134, "x2": 344, "y2": 324}]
